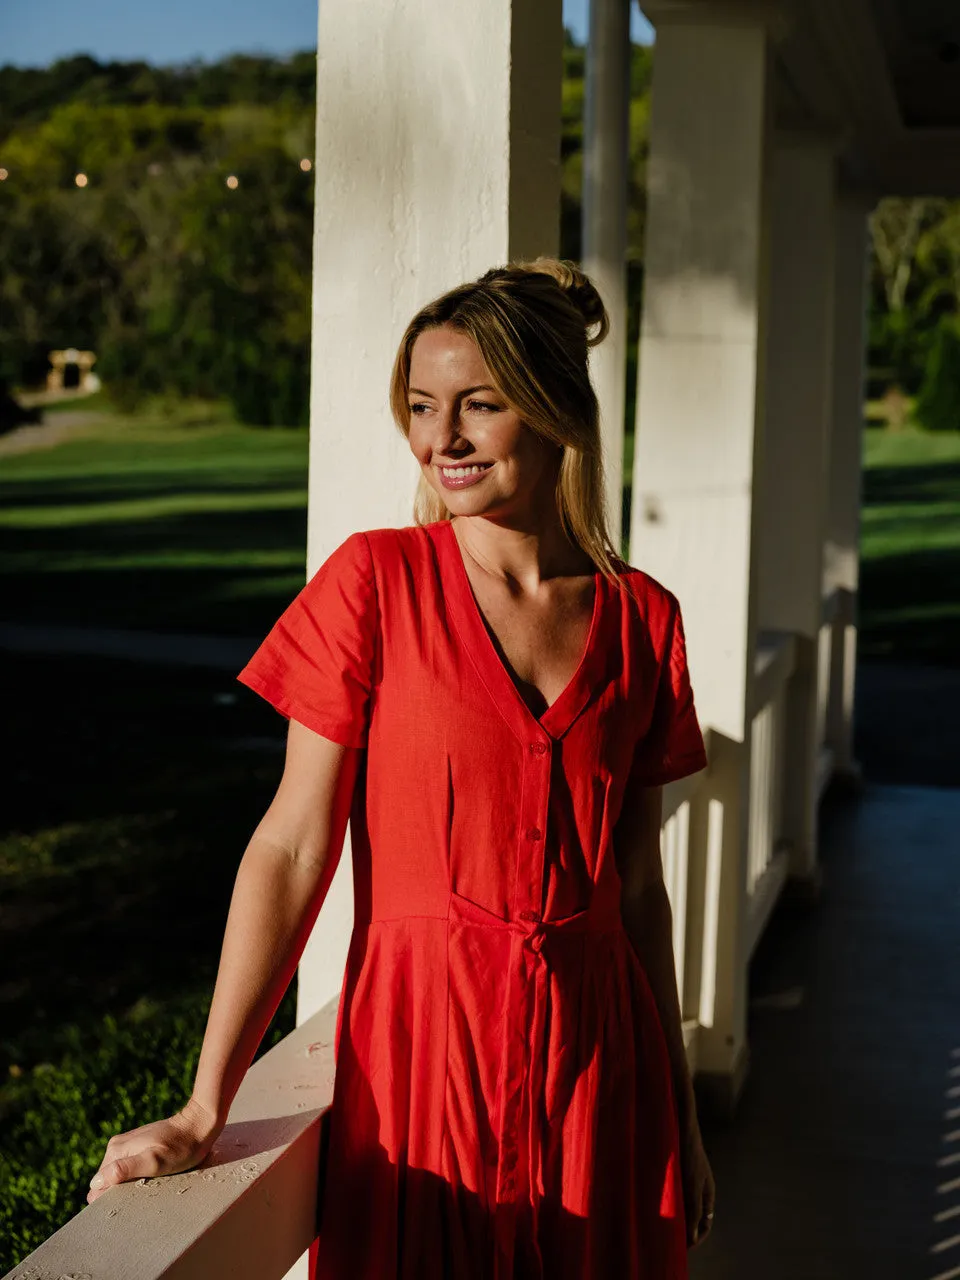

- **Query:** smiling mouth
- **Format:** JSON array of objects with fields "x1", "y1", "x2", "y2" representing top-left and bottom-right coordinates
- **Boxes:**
[
  {"x1": 436, "y1": 461, "x2": 493, "y2": 490},
  {"x1": 439, "y1": 463, "x2": 491, "y2": 477}
]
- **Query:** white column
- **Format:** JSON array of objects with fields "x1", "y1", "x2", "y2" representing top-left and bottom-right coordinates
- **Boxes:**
[
  {"x1": 284, "y1": 6, "x2": 562, "y2": 1274},
  {"x1": 298, "y1": 0, "x2": 563, "y2": 1024},
  {"x1": 582, "y1": 0, "x2": 631, "y2": 545},
  {"x1": 756, "y1": 134, "x2": 838, "y2": 882},
  {"x1": 630, "y1": 13, "x2": 773, "y2": 1098},
  {"x1": 824, "y1": 197, "x2": 870, "y2": 778}
]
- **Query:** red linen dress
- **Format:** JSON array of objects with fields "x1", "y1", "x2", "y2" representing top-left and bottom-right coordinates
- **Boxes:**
[{"x1": 238, "y1": 518, "x2": 707, "y2": 1280}]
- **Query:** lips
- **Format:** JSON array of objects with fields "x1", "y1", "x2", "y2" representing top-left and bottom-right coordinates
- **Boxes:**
[{"x1": 436, "y1": 462, "x2": 493, "y2": 491}]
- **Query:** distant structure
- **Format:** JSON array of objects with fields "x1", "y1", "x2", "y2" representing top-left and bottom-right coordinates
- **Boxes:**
[{"x1": 46, "y1": 348, "x2": 101, "y2": 393}]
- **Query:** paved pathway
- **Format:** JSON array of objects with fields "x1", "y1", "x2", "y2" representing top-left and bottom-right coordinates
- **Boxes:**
[
  {"x1": 691, "y1": 784, "x2": 960, "y2": 1280},
  {"x1": 0, "y1": 409, "x2": 107, "y2": 457}
]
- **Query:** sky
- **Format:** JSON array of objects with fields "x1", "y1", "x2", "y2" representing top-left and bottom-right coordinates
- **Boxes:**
[{"x1": 0, "y1": 0, "x2": 653, "y2": 69}]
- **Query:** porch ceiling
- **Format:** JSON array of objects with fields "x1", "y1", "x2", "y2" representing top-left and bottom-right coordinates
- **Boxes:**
[
  {"x1": 871, "y1": 0, "x2": 960, "y2": 129},
  {"x1": 772, "y1": 0, "x2": 960, "y2": 197},
  {"x1": 643, "y1": 0, "x2": 960, "y2": 196}
]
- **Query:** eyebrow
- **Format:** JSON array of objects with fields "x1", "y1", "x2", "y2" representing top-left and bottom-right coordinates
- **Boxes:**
[{"x1": 408, "y1": 384, "x2": 498, "y2": 398}]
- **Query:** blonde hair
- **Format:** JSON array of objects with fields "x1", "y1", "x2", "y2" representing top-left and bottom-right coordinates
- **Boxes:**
[{"x1": 389, "y1": 257, "x2": 621, "y2": 580}]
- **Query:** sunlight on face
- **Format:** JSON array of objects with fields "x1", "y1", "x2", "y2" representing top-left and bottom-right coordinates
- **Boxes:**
[{"x1": 406, "y1": 326, "x2": 559, "y2": 522}]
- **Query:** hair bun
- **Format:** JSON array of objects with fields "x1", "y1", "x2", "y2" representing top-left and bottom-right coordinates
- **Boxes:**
[{"x1": 522, "y1": 257, "x2": 610, "y2": 347}]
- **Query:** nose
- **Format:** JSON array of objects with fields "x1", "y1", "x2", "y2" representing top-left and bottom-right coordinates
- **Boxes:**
[{"x1": 428, "y1": 406, "x2": 468, "y2": 457}]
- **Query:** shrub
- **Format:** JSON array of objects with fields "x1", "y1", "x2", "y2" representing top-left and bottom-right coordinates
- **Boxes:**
[
  {"x1": 0, "y1": 987, "x2": 295, "y2": 1271},
  {"x1": 915, "y1": 315, "x2": 960, "y2": 432}
]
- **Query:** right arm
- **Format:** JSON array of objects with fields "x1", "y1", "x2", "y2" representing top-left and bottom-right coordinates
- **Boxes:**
[{"x1": 87, "y1": 719, "x2": 359, "y2": 1203}]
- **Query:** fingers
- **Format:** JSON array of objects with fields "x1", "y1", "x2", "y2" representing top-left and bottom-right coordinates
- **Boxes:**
[
  {"x1": 697, "y1": 1198, "x2": 715, "y2": 1245},
  {"x1": 87, "y1": 1146, "x2": 164, "y2": 1203},
  {"x1": 686, "y1": 1177, "x2": 716, "y2": 1249},
  {"x1": 86, "y1": 1112, "x2": 220, "y2": 1206},
  {"x1": 689, "y1": 1185, "x2": 716, "y2": 1248}
]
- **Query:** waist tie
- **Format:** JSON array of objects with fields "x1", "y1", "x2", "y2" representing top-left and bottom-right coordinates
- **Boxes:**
[{"x1": 448, "y1": 892, "x2": 621, "y2": 1280}]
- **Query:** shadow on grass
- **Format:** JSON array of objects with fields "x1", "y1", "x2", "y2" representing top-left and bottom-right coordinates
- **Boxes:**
[
  {"x1": 859, "y1": 452, "x2": 960, "y2": 668},
  {"x1": 0, "y1": 471, "x2": 306, "y2": 511},
  {"x1": 859, "y1": 546, "x2": 960, "y2": 666},
  {"x1": 861, "y1": 457, "x2": 960, "y2": 507},
  {"x1": 0, "y1": 502, "x2": 309, "y2": 634},
  {"x1": 0, "y1": 654, "x2": 293, "y2": 1069}
]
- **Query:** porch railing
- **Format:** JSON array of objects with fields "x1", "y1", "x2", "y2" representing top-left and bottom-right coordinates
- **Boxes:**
[
  {"x1": 818, "y1": 585, "x2": 858, "y2": 785},
  {"x1": 744, "y1": 630, "x2": 796, "y2": 957},
  {"x1": 2, "y1": 1005, "x2": 338, "y2": 1280}
]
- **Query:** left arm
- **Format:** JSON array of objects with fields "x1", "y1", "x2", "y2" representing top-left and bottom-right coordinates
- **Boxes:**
[{"x1": 615, "y1": 782, "x2": 715, "y2": 1247}]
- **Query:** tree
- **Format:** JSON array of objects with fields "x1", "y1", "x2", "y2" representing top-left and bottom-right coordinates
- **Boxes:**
[{"x1": 0, "y1": 89, "x2": 314, "y2": 424}]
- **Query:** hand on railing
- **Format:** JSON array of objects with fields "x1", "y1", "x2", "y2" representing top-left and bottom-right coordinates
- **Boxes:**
[{"x1": 86, "y1": 1096, "x2": 222, "y2": 1204}]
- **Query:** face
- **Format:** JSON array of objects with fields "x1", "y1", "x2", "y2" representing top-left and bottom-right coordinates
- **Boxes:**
[{"x1": 406, "y1": 325, "x2": 561, "y2": 522}]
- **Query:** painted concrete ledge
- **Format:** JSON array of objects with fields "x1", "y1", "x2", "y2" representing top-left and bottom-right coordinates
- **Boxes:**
[{"x1": 4, "y1": 1000, "x2": 338, "y2": 1280}]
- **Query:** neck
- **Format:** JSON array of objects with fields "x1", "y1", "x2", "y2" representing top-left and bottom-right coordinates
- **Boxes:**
[{"x1": 451, "y1": 513, "x2": 592, "y2": 589}]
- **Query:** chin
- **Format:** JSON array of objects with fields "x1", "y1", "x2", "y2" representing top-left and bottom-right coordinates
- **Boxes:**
[{"x1": 425, "y1": 479, "x2": 496, "y2": 515}]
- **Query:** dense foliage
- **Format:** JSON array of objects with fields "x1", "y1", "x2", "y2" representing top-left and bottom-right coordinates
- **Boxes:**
[
  {"x1": 0, "y1": 43, "x2": 658, "y2": 427},
  {"x1": 869, "y1": 198, "x2": 960, "y2": 427},
  {"x1": 6, "y1": 48, "x2": 960, "y2": 429},
  {"x1": 0, "y1": 55, "x2": 316, "y2": 423}
]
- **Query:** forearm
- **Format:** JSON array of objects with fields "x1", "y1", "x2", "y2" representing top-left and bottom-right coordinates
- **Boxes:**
[
  {"x1": 189, "y1": 836, "x2": 338, "y2": 1127},
  {"x1": 621, "y1": 880, "x2": 696, "y2": 1128}
]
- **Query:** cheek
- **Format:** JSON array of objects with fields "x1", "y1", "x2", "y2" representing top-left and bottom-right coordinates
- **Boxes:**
[
  {"x1": 484, "y1": 417, "x2": 534, "y2": 469},
  {"x1": 407, "y1": 421, "x2": 432, "y2": 467}
]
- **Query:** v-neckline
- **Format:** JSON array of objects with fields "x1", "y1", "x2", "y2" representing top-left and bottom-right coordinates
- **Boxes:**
[{"x1": 429, "y1": 518, "x2": 606, "y2": 742}]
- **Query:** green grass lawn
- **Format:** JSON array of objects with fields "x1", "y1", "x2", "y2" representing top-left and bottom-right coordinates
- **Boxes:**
[
  {"x1": 859, "y1": 426, "x2": 960, "y2": 666},
  {"x1": 4, "y1": 404, "x2": 957, "y2": 662},
  {"x1": 0, "y1": 401, "x2": 309, "y2": 635}
]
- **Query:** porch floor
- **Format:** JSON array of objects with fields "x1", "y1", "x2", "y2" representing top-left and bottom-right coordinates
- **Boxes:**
[{"x1": 690, "y1": 783, "x2": 960, "y2": 1280}]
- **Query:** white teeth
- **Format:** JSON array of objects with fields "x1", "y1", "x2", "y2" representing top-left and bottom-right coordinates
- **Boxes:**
[{"x1": 441, "y1": 464, "x2": 487, "y2": 477}]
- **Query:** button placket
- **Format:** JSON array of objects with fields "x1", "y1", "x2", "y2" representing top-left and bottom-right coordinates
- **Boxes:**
[{"x1": 517, "y1": 737, "x2": 551, "y2": 922}]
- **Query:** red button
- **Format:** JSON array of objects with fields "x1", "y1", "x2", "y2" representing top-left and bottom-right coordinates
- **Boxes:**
[
  {"x1": 525, "y1": 826, "x2": 542, "y2": 841},
  {"x1": 530, "y1": 742, "x2": 548, "y2": 756},
  {"x1": 519, "y1": 909, "x2": 541, "y2": 923}
]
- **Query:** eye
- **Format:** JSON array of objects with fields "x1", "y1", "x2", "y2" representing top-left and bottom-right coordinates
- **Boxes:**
[
  {"x1": 466, "y1": 399, "x2": 500, "y2": 413},
  {"x1": 409, "y1": 402, "x2": 430, "y2": 415}
]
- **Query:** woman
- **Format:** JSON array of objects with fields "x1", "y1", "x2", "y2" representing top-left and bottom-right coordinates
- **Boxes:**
[{"x1": 88, "y1": 259, "x2": 716, "y2": 1278}]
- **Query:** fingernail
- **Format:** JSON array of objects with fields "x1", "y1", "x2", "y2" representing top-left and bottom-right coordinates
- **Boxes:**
[{"x1": 90, "y1": 1172, "x2": 104, "y2": 1189}]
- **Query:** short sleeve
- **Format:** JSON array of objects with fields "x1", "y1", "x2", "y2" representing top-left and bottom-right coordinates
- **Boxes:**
[
  {"x1": 237, "y1": 531, "x2": 378, "y2": 748},
  {"x1": 628, "y1": 598, "x2": 708, "y2": 788}
]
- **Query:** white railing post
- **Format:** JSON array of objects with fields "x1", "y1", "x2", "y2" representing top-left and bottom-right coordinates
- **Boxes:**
[
  {"x1": 824, "y1": 197, "x2": 872, "y2": 782},
  {"x1": 744, "y1": 632, "x2": 795, "y2": 956}
]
